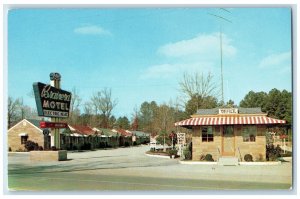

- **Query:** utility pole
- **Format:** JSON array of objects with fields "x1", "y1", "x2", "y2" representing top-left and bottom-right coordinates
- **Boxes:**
[
  {"x1": 208, "y1": 8, "x2": 232, "y2": 104},
  {"x1": 220, "y1": 25, "x2": 224, "y2": 104}
]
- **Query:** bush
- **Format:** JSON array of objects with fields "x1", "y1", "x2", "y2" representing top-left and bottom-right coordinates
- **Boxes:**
[
  {"x1": 124, "y1": 142, "x2": 130, "y2": 147},
  {"x1": 183, "y1": 148, "x2": 192, "y2": 160},
  {"x1": 80, "y1": 143, "x2": 91, "y2": 150},
  {"x1": 204, "y1": 154, "x2": 214, "y2": 162},
  {"x1": 168, "y1": 149, "x2": 178, "y2": 157},
  {"x1": 244, "y1": 154, "x2": 253, "y2": 162},
  {"x1": 281, "y1": 151, "x2": 292, "y2": 157},
  {"x1": 38, "y1": 146, "x2": 44, "y2": 151},
  {"x1": 8, "y1": 147, "x2": 12, "y2": 152},
  {"x1": 24, "y1": 140, "x2": 39, "y2": 151},
  {"x1": 99, "y1": 142, "x2": 106, "y2": 148},
  {"x1": 266, "y1": 144, "x2": 282, "y2": 161},
  {"x1": 51, "y1": 146, "x2": 58, "y2": 151},
  {"x1": 183, "y1": 142, "x2": 193, "y2": 160}
]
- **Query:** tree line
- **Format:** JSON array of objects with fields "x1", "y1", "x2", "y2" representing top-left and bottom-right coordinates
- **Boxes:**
[{"x1": 8, "y1": 73, "x2": 292, "y2": 133}]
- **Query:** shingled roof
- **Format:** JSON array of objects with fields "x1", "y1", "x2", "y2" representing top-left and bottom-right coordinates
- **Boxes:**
[
  {"x1": 112, "y1": 128, "x2": 132, "y2": 137},
  {"x1": 69, "y1": 125, "x2": 96, "y2": 136}
]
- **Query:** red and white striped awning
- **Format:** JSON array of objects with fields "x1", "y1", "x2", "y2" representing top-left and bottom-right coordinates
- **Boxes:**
[{"x1": 175, "y1": 116, "x2": 286, "y2": 126}]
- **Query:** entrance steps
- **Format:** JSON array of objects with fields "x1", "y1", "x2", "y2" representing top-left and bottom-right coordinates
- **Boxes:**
[{"x1": 218, "y1": 156, "x2": 239, "y2": 166}]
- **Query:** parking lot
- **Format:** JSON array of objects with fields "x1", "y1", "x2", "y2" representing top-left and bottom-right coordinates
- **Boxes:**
[{"x1": 6, "y1": 145, "x2": 293, "y2": 192}]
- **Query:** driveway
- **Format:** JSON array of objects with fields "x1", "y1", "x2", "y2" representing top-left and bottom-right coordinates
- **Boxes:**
[{"x1": 6, "y1": 145, "x2": 293, "y2": 192}]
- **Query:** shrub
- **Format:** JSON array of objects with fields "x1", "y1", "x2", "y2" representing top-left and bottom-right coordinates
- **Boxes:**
[
  {"x1": 124, "y1": 142, "x2": 130, "y2": 147},
  {"x1": 51, "y1": 146, "x2": 58, "y2": 151},
  {"x1": 38, "y1": 146, "x2": 44, "y2": 151},
  {"x1": 204, "y1": 154, "x2": 214, "y2": 162},
  {"x1": 80, "y1": 143, "x2": 91, "y2": 150},
  {"x1": 183, "y1": 142, "x2": 193, "y2": 160},
  {"x1": 72, "y1": 145, "x2": 78, "y2": 150},
  {"x1": 244, "y1": 154, "x2": 253, "y2": 162},
  {"x1": 168, "y1": 149, "x2": 178, "y2": 157},
  {"x1": 266, "y1": 144, "x2": 282, "y2": 161},
  {"x1": 183, "y1": 148, "x2": 192, "y2": 160},
  {"x1": 24, "y1": 140, "x2": 39, "y2": 151},
  {"x1": 281, "y1": 151, "x2": 292, "y2": 157},
  {"x1": 8, "y1": 147, "x2": 12, "y2": 152},
  {"x1": 99, "y1": 142, "x2": 106, "y2": 148}
]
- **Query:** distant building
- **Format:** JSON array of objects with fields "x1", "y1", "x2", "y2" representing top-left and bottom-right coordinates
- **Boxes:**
[
  {"x1": 92, "y1": 127, "x2": 119, "y2": 148},
  {"x1": 175, "y1": 107, "x2": 286, "y2": 161},
  {"x1": 112, "y1": 128, "x2": 132, "y2": 146},
  {"x1": 7, "y1": 119, "x2": 49, "y2": 151},
  {"x1": 8, "y1": 119, "x2": 149, "y2": 152},
  {"x1": 130, "y1": 131, "x2": 150, "y2": 145},
  {"x1": 66, "y1": 125, "x2": 97, "y2": 150}
]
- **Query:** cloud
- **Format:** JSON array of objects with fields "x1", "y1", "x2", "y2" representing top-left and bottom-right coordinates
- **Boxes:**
[
  {"x1": 140, "y1": 64, "x2": 175, "y2": 79},
  {"x1": 140, "y1": 32, "x2": 236, "y2": 80},
  {"x1": 158, "y1": 32, "x2": 236, "y2": 60},
  {"x1": 258, "y1": 51, "x2": 291, "y2": 69},
  {"x1": 140, "y1": 62, "x2": 214, "y2": 80},
  {"x1": 74, "y1": 25, "x2": 111, "y2": 36}
]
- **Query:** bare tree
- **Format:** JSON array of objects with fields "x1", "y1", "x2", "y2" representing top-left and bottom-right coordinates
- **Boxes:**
[
  {"x1": 91, "y1": 88, "x2": 117, "y2": 128},
  {"x1": 68, "y1": 87, "x2": 82, "y2": 124},
  {"x1": 179, "y1": 72, "x2": 218, "y2": 99},
  {"x1": 179, "y1": 72, "x2": 220, "y2": 114},
  {"x1": 84, "y1": 102, "x2": 93, "y2": 115},
  {"x1": 8, "y1": 97, "x2": 21, "y2": 128},
  {"x1": 70, "y1": 88, "x2": 82, "y2": 114}
]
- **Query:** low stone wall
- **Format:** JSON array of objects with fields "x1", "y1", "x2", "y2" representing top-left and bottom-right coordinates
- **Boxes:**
[{"x1": 30, "y1": 150, "x2": 67, "y2": 161}]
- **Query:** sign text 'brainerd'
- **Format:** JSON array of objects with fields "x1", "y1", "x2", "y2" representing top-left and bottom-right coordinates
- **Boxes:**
[{"x1": 33, "y1": 82, "x2": 72, "y2": 118}]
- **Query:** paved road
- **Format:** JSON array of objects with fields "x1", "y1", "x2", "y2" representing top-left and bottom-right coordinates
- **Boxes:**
[{"x1": 6, "y1": 145, "x2": 293, "y2": 192}]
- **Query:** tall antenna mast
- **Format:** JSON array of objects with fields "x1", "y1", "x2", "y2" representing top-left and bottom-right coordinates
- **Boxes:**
[
  {"x1": 220, "y1": 25, "x2": 224, "y2": 104},
  {"x1": 208, "y1": 8, "x2": 232, "y2": 104}
]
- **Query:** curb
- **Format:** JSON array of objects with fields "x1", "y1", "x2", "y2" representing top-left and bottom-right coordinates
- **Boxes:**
[
  {"x1": 179, "y1": 161, "x2": 217, "y2": 165},
  {"x1": 179, "y1": 161, "x2": 281, "y2": 166},
  {"x1": 8, "y1": 152, "x2": 30, "y2": 154},
  {"x1": 239, "y1": 161, "x2": 281, "y2": 165},
  {"x1": 145, "y1": 153, "x2": 172, "y2": 159}
]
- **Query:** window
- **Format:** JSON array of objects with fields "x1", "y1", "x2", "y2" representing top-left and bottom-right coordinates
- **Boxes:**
[
  {"x1": 21, "y1": 136, "x2": 28, "y2": 144},
  {"x1": 202, "y1": 126, "x2": 213, "y2": 142},
  {"x1": 243, "y1": 125, "x2": 257, "y2": 142}
]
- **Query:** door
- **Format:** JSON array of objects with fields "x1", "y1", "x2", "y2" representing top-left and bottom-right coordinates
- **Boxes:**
[{"x1": 222, "y1": 125, "x2": 235, "y2": 156}]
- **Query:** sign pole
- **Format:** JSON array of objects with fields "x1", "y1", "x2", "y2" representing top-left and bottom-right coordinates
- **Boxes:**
[{"x1": 50, "y1": 73, "x2": 61, "y2": 149}]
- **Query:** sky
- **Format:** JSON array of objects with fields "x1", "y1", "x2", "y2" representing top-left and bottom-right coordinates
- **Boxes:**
[{"x1": 7, "y1": 7, "x2": 292, "y2": 119}]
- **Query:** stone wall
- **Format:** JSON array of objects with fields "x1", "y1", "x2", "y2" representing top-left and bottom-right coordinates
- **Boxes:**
[
  {"x1": 192, "y1": 125, "x2": 267, "y2": 161},
  {"x1": 192, "y1": 126, "x2": 222, "y2": 161},
  {"x1": 235, "y1": 125, "x2": 266, "y2": 161},
  {"x1": 8, "y1": 120, "x2": 44, "y2": 152}
]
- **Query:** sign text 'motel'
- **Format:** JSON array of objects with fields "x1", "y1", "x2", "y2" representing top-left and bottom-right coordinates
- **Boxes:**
[{"x1": 33, "y1": 82, "x2": 72, "y2": 118}]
